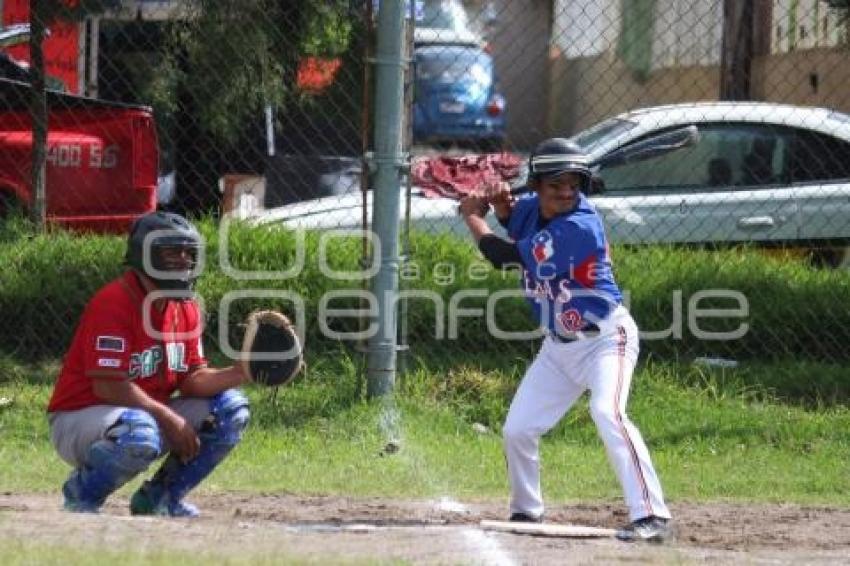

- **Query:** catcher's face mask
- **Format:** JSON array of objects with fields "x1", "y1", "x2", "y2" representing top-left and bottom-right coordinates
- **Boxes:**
[
  {"x1": 149, "y1": 242, "x2": 202, "y2": 292},
  {"x1": 126, "y1": 212, "x2": 204, "y2": 294}
]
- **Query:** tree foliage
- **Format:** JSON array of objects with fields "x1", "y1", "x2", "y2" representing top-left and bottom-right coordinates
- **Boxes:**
[
  {"x1": 32, "y1": 0, "x2": 114, "y2": 22},
  {"x1": 148, "y1": 0, "x2": 362, "y2": 142},
  {"x1": 103, "y1": 0, "x2": 368, "y2": 212}
]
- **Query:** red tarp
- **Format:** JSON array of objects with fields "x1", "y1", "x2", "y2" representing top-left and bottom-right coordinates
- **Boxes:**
[{"x1": 411, "y1": 152, "x2": 523, "y2": 199}]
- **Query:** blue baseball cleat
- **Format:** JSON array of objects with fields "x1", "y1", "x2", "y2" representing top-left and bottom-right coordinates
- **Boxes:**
[
  {"x1": 62, "y1": 472, "x2": 103, "y2": 514},
  {"x1": 130, "y1": 480, "x2": 199, "y2": 518}
]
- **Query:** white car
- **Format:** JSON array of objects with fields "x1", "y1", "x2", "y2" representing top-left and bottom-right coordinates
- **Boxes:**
[
  {"x1": 251, "y1": 189, "x2": 499, "y2": 238},
  {"x1": 253, "y1": 102, "x2": 850, "y2": 266},
  {"x1": 413, "y1": 0, "x2": 483, "y2": 47},
  {"x1": 579, "y1": 102, "x2": 850, "y2": 267}
]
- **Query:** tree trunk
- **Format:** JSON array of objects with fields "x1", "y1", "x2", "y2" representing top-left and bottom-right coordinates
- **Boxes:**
[{"x1": 29, "y1": 0, "x2": 48, "y2": 229}]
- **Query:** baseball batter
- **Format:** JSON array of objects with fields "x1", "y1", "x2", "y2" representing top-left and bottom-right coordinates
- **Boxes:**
[
  {"x1": 458, "y1": 138, "x2": 672, "y2": 542},
  {"x1": 47, "y1": 211, "x2": 253, "y2": 517}
]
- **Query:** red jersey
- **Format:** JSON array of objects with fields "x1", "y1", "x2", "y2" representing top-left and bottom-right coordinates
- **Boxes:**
[{"x1": 47, "y1": 270, "x2": 208, "y2": 412}]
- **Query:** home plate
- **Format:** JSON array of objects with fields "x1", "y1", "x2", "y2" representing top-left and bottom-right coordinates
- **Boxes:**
[
  {"x1": 480, "y1": 520, "x2": 616, "y2": 538},
  {"x1": 343, "y1": 523, "x2": 380, "y2": 533}
]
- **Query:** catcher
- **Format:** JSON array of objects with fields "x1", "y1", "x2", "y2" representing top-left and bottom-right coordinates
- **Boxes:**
[{"x1": 46, "y1": 211, "x2": 302, "y2": 517}]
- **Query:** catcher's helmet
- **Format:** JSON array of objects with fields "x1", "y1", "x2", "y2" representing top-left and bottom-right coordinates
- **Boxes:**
[
  {"x1": 528, "y1": 137, "x2": 593, "y2": 191},
  {"x1": 125, "y1": 211, "x2": 203, "y2": 292}
]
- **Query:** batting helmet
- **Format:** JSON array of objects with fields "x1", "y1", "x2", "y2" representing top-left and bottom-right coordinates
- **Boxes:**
[
  {"x1": 528, "y1": 138, "x2": 593, "y2": 191},
  {"x1": 125, "y1": 211, "x2": 203, "y2": 292}
]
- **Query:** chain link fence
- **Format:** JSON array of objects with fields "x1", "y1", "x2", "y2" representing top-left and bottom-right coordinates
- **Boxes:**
[{"x1": 2, "y1": 0, "x2": 850, "y2": 367}]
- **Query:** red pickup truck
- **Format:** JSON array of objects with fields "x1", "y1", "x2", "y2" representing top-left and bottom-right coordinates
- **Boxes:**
[{"x1": 0, "y1": 78, "x2": 158, "y2": 233}]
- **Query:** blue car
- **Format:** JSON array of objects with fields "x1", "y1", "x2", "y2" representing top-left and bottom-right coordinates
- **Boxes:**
[{"x1": 412, "y1": 44, "x2": 506, "y2": 149}]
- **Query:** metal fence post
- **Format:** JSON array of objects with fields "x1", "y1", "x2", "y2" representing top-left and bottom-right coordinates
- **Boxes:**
[{"x1": 366, "y1": 0, "x2": 406, "y2": 398}]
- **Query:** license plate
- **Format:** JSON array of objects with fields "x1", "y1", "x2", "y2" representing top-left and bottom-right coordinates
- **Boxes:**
[{"x1": 439, "y1": 101, "x2": 465, "y2": 114}]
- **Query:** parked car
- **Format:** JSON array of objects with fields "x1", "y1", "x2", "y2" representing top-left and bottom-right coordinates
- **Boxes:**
[
  {"x1": 412, "y1": 43, "x2": 506, "y2": 148},
  {"x1": 374, "y1": 0, "x2": 482, "y2": 47},
  {"x1": 0, "y1": 78, "x2": 158, "y2": 233},
  {"x1": 413, "y1": 0, "x2": 482, "y2": 46},
  {"x1": 249, "y1": 188, "x2": 483, "y2": 238},
  {"x1": 581, "y1": 102, "x2": 850, "y2": 266},
  {"x1": 252, "y1": 102, "x2": 850, "y2": 267}
]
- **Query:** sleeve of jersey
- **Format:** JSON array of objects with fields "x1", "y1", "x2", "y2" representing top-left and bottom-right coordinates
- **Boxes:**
[
  {"x1": 506, "y1": 198, "x2": 534, "y2": 240},
  {"x1": 183, "y1": 303, "x2": 208, "y2": 373},
  {"x1": 81, "y1": 303, "x2": 134, "y2": 382},
  {"x1": 515, "y1": 219, "x2": 598, "y2": 284}
]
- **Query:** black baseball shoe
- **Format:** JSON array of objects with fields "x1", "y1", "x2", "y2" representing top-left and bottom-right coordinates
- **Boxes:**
[
  {"x1": 615, "y1": 516, "x2": 671, "y2": 543},
  {"x1": 509, "y1": 512, "x2": 543, "y2": 523}
]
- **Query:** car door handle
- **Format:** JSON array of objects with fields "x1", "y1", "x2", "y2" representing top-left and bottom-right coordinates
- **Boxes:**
[{"x1": 737, "y1": 216, "x2": 775, "y2": 229}]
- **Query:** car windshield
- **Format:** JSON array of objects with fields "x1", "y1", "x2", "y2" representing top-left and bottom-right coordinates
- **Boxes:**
[
  {"x1": 569, "y1": 118, "x2": 637, "y2": 152},
  {"x1": 416, "y1": 47, "x2": 491, "y2": 84}
]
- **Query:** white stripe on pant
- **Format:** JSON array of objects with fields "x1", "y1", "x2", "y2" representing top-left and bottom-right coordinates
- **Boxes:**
[{"x1": 502, "y1": 306, "x2": 671, "y2": 521}]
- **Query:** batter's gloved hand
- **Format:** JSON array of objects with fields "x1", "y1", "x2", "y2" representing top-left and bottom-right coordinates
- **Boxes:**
[
  {"x1": 483, "y1": 180, "x2": 514, "y2": 219},
  {"x1": 240, "y1": 310, "x2": 304, "y2": 387},
  {"x1": 458, "y1": 194, "x2": 490, "y2": 218}
]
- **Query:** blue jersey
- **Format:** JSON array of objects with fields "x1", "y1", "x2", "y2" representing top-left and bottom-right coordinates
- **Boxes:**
[{"x1": 506, "y1": 193, "x2": 622, "y2": 334}]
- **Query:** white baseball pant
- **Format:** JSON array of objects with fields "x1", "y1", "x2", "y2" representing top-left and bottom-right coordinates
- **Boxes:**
[
  {"x1": 49, "y1": 397, "x2": 213, "y2": 468},
  {"x1": 503, "y1": 305, "x2": 671, "y2": 521}
]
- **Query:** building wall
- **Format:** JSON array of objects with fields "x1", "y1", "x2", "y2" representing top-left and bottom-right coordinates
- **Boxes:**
[
  {"x1": 548, "y1": 52, "x2": 720, "y2": 135},
  {"x1": 546, "y1": 0, "x2": 850, "y2": 136},
  {"x1": 547, "y1": 0, "x2": 723, "y2": 135},
  {"x1": 770, "y1": 0, "x2": 846, "y2": 53},
  {"x1": 486, "y1": 0, "x2": 552, "y2": 150},
  {"x1": 753, "y1": 47, "x2": 850, "y2": 112}
]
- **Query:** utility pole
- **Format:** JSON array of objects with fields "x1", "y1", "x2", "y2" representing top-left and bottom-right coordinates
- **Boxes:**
[
  {"x1": 720, "y1": 0, "x2": 772, "y2": 100},
  {"x1": 719, "y1": 0, "x2": 753, "y2": 100}
]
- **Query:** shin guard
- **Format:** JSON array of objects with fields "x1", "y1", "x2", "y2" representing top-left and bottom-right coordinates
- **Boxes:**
[
  {"x1": 63, "y1": 409, "x2": 161, "y2": 512},
  {"x1": 131, "y1": 389, "x2": 249, "y2": 516}
]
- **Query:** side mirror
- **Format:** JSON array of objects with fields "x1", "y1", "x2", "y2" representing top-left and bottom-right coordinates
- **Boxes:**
[
  {"x1": 0, "y1": 24, "x2": 32, "y2": 48},
  {"x1": 594, "y1": 125, "x2": 700, "y2": 170},
  {"x1": 484, "y1": 5, "x2": 499, "y2": 25},
  {"x1": 588, "y1": 175, "x2": 605, "y2": 195},
  {"x1": 508, "y1": 126, "x2": 699, "y2": 198}
]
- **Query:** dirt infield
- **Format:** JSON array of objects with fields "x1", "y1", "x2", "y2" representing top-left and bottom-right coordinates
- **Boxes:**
[{"x1": 2, "y1": 493, "x2": 849, "y2": 564}]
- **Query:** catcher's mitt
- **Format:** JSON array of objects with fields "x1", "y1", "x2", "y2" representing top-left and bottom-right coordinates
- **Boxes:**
[{"x1": 240, "y1": 310, "x2": 304, "y2": 386}]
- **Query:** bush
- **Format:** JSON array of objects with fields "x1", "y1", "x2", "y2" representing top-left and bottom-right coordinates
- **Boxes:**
[{"x1": 2, "y1": 219, "x2": 848, "y2": 366}]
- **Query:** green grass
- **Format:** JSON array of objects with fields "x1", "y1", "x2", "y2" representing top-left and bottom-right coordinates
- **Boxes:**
[
  {"x1": 1, "y1": 218, "x2": 848, "y2": 508},
  {"x1": 2, "y1": 354, "x2": 849, "y2": 506},
  {"x1": 0, "y1": 539, "x2": 381, "y2": 566}
]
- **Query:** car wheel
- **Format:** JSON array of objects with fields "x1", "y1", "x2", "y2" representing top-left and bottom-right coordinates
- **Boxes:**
[
  {"x1": 0, "y1": 192, "x2": 14, "y2": 219},
  {"x1": 809, "y1": 246, "x2": 850, "y2": 269},
  {"x1": 0, "y1": 192, "x2": 27, "y2": 225}
]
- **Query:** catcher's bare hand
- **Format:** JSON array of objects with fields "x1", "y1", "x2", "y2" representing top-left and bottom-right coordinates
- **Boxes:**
[
  {"x1": 458, "y1": 194, "x2": 489, "y2": 218},
  {"x1": 160, "y1": 411, "x2": 200, "y2": 463}
]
